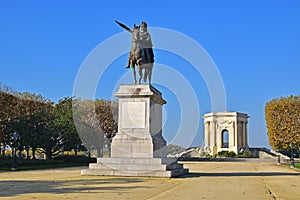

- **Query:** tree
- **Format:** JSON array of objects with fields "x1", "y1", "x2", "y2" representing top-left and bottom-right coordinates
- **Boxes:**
[
  {"x1": 73, "y1": 99, "x2": 105, "y2": 157},
  {"x1": 34, "y1": 103, "x2": 64, "y2": 159},
  {"x1": 265, "y1": 95, "x2": 300, "y2": 150},
  {"x1": 72, "y1": 99, "x2": 118, "y2": 157},
  {"x1": 1, "y1": 82, "x2": 119, "y2": 159},
  {"x1": 1, "y1": 90, "x2": 53, "y2": 159},
  {"x1": 0, "y1": 85, "x2": 21, "y2": 157},
  {"x1": 95, "y1": 99, "x2": 118, "y2": 156},
  {"x1": 95, "y1": 99, "x2": 118, "y2": 142},
  {"x1": 54, "y1": 97, "x2": 84, "y2": 155},
  {"x1": 15, "y1": 92, "x2": 52, "y2": 158}
]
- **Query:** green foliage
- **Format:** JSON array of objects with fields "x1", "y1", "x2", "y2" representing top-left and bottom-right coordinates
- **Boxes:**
[
  {"x1": 237, "y1": 149, "x2": 252, "y2": 158},
  {"x1": 53, "y1": 155, "x2": 96, "y2": 163},
  {"x1": 228, "y1": 151, "x2": 237, "y2": 158},
  {"x1": 0, "y1": 89, "x2": 20, "y2": 147},
  {"x1": 0, "y1": 155, "x2": 96, "y2": 171},
  {"x1": 217, "y1": 151, "x2": 227, "y2": 157},
  {"x1": 217, "y1": 151, "x2": 237, "y2": 158},
  {"x1": 73, "y1": 99, "x2": 106, "y2": 157},
  {"x1": 283, "y1": 163, "x2": 300, "y2": 169},
  {"x1": 95, "y1": 99, "x2": 118, "y2": 141},
  {"x1": 54, "y1": 97, "x2": 84, "y2": 153},
  {"x1": 0, "y1": 83, "x2": 118, "y2": 159},
  {"x1": 265, "y1": 95, "x2": 300, "y2": 150},
  {"x1": 72, "y1": 98, "x2": 118, "y2": 157},
  {"x1": 0, "y1": 88, "x2": 53, "y2": 158}
]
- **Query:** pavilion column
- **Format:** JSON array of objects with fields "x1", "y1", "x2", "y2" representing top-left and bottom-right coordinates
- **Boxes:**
[
  {"x1": 205, "y1": 121, "x2": 211, "y2": 147},
  {"x1": 233, "y1": 121, "x2": 236, "y2": 146},
  {"x1": 244, "y1": 122, "x2": 248, "y2": 147},
  {"x1": 213, "y1": 121, "x2": 217, "y2": 146}
]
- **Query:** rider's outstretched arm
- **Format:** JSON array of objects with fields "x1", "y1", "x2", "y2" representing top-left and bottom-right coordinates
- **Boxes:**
[{"x1": 115, "y1": 20, "x2": 132, "y2": 33}]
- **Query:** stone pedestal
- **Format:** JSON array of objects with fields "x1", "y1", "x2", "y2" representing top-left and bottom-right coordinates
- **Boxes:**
[{"x1": 81, "y1": 84, "x2": 188, "y2": 177}]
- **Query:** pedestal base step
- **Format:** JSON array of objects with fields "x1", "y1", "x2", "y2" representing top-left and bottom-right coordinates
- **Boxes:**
[
  {"x1": 81, "y1": 168, "x2": 188, "y2": 177},
  {"x1": 81, "y1": 157, "x2": 188, "y2": 177}
]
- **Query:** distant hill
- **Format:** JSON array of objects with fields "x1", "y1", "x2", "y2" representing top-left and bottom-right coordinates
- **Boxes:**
[{"x1": 167, "y1": 144, "x2": 186, "y2": 156}]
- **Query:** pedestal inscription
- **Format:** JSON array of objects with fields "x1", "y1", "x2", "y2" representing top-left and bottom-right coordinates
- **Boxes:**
[{"x1": 121, "y1": 102, "x2": 145, "y2": 129}]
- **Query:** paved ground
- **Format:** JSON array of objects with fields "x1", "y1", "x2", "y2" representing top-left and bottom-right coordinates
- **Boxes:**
[{"x1": 0, "y1": 161, "x2": 299, "y2": 200}]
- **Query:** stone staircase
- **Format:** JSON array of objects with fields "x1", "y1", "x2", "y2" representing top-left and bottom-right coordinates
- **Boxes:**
[{"x1": 81, "y1": 157, "x2": 188, "y2": 177}]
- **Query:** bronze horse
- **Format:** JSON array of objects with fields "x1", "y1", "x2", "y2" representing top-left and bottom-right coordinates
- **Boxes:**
[{"x1": 115, "y1": 20, "x2": 154, "y2": 84}]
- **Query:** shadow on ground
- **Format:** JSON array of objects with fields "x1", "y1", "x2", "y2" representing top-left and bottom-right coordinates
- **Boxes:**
[
  {"x1": 179, "y1": 171, "x2": 300, "y2": 178},
  {"x1": 0, "y1": 178, "x2": 151, "y2": 197}
]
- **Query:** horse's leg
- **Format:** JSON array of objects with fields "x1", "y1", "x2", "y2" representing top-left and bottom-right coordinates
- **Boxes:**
[
  {"x1": 148, "y1": 63, "x2": 153, "y2": 84},
  {"x1": 138, "y1": 65, "x2": 143, "y2": 84},
  {"x1": 132, "y1": 63, "x2": 137, "y2": 84},
  {"x1": 143, "y1": 64, "x2": 148, "y2": 83}
]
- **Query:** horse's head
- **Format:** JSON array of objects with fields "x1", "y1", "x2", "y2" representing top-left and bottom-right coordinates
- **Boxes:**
[{"x1": 132, "y1": 24, "x2": 140, "y2": 44}]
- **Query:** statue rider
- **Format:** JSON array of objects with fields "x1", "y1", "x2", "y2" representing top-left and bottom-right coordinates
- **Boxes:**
[{"x1": 139, "y1": 21, "x2": 154, "y2": 83}]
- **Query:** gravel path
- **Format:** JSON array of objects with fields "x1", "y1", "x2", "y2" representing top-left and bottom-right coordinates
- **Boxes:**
[{"x1": 0, "y1": 162, "x2": 299, "y2": 199}]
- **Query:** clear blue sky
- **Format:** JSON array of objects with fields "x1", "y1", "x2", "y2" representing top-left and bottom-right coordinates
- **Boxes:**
[{"x1": 1, "y1": 1, "x2": 300, "y2": 148}]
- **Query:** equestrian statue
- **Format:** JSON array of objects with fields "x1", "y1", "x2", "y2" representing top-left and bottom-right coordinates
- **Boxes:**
[{"x1": 115, "y1": 20, "x2": 154, "y2": 84}]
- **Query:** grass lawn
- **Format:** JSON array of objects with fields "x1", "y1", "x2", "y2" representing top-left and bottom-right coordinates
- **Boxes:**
[
  {"x1": 0, "y1": 156, "x2": 95, "y2": 171},
  {"x1": 0, "y1": 162, "x2": 88, "y2": 171},
  {"x1": 283, "y1": 163, "x2": 300, "y2": 169}
]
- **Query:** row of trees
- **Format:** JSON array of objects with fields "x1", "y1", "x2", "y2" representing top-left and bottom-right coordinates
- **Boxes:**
[
  {"x1": 0, "y1": 84, "x2": 118, "y2": 159},
  {"x1": 265, "y1": 95, "x2": 300, "y2": 150}
]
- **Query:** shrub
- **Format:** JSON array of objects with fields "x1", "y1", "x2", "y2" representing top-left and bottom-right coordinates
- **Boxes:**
[
  {"x1": 53, "y1": 155, "x2": 96, "y2": 163},
  {"x1": 217, "y1": 151, "x2": 228, "y2": 157},
  {"x1": 228, "y1": 151, "x2": 237, "y2": 158},
  {"x1": 237, "y1": 149, "x2": 253, "y2": 158}
]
